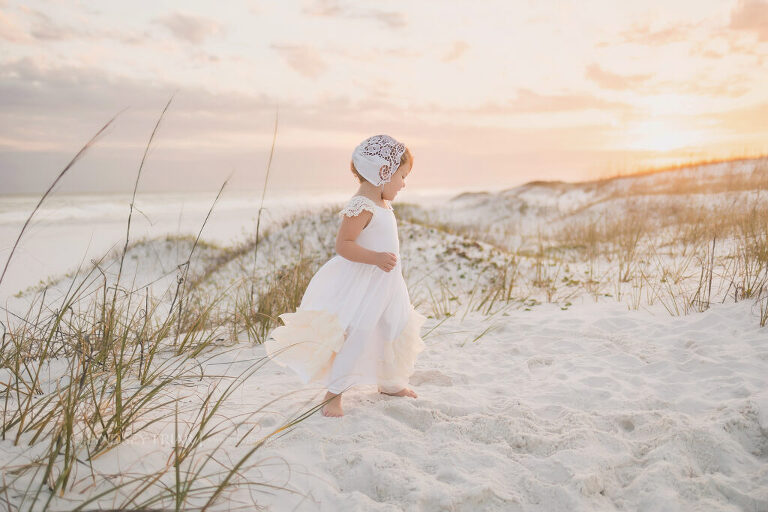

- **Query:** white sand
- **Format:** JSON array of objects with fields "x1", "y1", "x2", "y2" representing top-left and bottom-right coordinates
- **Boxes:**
[{"x1": 206, "y1": 298, "x2": 765, "y2": 511}]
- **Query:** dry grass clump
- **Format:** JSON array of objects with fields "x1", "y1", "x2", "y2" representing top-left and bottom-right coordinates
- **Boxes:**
[
  {"x1": 549, "y1": 165, "x2": 768, "y2": 318},
  {"x1": 474, "y1": 255, "x2": 519, "y2": 315},
  {"x1": 725, "y1": 204, "x2": 768, "y2": 304},
  {"x1": 620, "y1": 164, "x2": 768, "y2": 197},
  {"x1": 553, "y1": 201, "x2": 650, "y2": 298},
  {"x1": 590, "y1": 153, "x2": 768, "y2": 186},
  {"x1": 237, "y1": 243, "x2": 322, "y2": 343}
]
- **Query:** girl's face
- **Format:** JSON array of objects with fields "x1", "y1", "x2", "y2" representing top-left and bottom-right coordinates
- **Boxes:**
[{"x1": 381, "y1": 161, "x2": 412, "y2": 201}]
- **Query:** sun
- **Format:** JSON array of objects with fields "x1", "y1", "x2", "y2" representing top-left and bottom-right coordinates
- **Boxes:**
[{"x1": 622, "y1": 120, "x2": 709, "y2": 153}]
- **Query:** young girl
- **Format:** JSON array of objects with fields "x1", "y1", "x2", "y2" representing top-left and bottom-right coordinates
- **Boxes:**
[{"x1": 264, "y1": 134, "x2": 426, "y2": 417}]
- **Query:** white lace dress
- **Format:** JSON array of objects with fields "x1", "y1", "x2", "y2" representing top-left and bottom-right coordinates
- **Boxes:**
[{"x1": 264, "y1": 195, "x2": 426, "y2": 394}]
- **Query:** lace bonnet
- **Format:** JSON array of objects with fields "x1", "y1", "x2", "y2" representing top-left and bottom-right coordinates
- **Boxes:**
[{"x1": 351, "y1": 134, "x2": 406, "y2": 186}]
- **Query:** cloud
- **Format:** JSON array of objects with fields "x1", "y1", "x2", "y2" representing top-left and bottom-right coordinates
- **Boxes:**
[
  {"x1": 688, "y1": 45, "x2": 726, "y2": 59},
  {"x1": 585, "y1": 64, "x2": 653, "y2": 91},
  {"x1": 586, "y1": 63, "x2": 748, "y2": 98},
  {"x1": 687, "y1": 26, "x2": 765, "y2": 65},
  {"x1": 599, "y1": 16, "x2": 765, "y2": 64},
  {"x1": 599, "y1": 22, "x2": 693, "y2": 47},
  {"x1": 271, "y1": 44, "x2": 328, "y2": 78},
  {"x1": 6, "y1": 7, "x2": 153, "y2": 45},
  {"x1": 0, "y1": 58, "x2": 283, "y2": 192},
  {"x1": 153, "y1": 12, "x2": 222, "y2": 44},
  {"x1": 0, "y1": 59, "x2": 418, "y2": 194},
  {"x1": 627, "y1": 76, "x2": 750, "y2": 98},
  {"x1": 9, "y1": 6, "x2": 95, "y2": 42},
  {"x1": 671, "y1": 76, "x2": 750, "y2": 98},
  {"x1": 0, "y1": 9, "x2": 31, "y2": 43},
  {"x1": 730, "y1": 0, "x2": 768, "y2": 41},
  {"x1": 304, "y1": 0, "x2": 344, "y2": 16},
  {"x1": 0, "y1": 57, "x2": 277, "y2": 120},
  {"x1": 0, "y1": 57, "x2": 375, "y2": 153},
  {"x1": 26, "y1": 9, "x2": 84, "y2": 40},
  {"x1": 462, "y1": 89, "x2": 634, "y2": 116},
  {"x1": 0, "y1": 58, "x2": 186, "y2": 143},
  {"x1": 303, "y1": 0, "x2": 407, "y2": 29},
  {"x1": 319, "y1": 44, "x2": 421, "y2": 61},
  {"x1": 442, "y1": 41, "x2": 469, "y2": 62}
]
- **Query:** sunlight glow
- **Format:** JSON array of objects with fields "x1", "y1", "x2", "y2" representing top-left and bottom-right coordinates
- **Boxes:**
[{"x1": 622, "y1": 120, "x2": 711, "y2": 152}]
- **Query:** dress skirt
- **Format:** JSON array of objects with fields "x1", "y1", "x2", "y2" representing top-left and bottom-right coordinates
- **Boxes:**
[{"x1": 264, "y1": 254, "x2": 426, "y2": 394}]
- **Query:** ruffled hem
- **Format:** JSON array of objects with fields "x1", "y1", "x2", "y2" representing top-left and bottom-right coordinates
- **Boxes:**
[
  {"x1": 264, "y1": 309, "x2": 346, "y2": 384},
  {"x1": 264, "y1": 307, "x2": 427, "y2": 393},
  {"x1": 377, "y1": 308, "x2": 427, "y2": 393}
]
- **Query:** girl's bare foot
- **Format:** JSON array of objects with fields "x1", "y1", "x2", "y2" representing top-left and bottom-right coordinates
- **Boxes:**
[
  {"x1": 378, "y1": 387, "x2": 417, "y2": 398},
  {"x1": 322, "y1": 391, "x2": 343, "y2": 417}
]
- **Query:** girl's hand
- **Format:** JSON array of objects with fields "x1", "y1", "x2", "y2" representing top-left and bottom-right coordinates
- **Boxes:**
[{"x1": 374, "y1": 252, "x2": 397, "y2": 272}]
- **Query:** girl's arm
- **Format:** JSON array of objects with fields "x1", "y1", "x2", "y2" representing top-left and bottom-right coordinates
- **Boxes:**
[{"x1": 335, "y1": 212, "x2": 397, "y2": 272}]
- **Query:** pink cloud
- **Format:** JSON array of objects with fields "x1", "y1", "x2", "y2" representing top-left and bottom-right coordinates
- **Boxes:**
[
  {"x1": 271, "y1": 44, "x2": 328, "y2": 78},
  {"x1": 303, "y1": 0, "x2": 407, "y2": 29},
  {"x1": 27, "y1": 9, "x2": 83, "y2": 40},
  {"x1": 586, "y1": 64, "x2": 653, "y2": 91},
  {"x1": 154, "y1": 12, "x2": 222, "y2": 44},
  {"x1": 730, "y1": 0, "x2": 768, "y2": 41},
  {"x1": 599, "y1": 22, "x2": 695, "y2": 47},
  {"x1": 442, "y1": 41, "x2": 469, "y2": 63},
  {"x1": 450, "y1": 89, "x2": 635, "y2": 116},
  {"x1": 0, "y1": 9, "x2": 31, "y2": 43}
]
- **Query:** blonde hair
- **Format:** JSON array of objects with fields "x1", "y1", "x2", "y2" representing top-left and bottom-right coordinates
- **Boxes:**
[{"x1": 350, "y1": 147, "x2": 413, "y2": 184}]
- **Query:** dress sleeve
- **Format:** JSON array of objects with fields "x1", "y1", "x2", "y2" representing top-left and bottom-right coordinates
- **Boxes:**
[{"x1": 339, "y1": 196, "x2": 376, "y2": 218}]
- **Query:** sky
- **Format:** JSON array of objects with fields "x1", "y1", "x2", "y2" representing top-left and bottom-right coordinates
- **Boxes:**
[{"x1": 1, "y1": 0, "x2": 767, "y2": 195}]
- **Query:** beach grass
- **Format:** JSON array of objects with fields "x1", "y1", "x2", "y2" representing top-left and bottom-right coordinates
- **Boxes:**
[{"x1": 0, "y1": 103, "x2": 321, "y2": 511}]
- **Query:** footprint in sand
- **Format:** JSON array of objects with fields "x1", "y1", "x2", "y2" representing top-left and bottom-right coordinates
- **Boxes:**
[
  {"x1": 527, "y1": 356, "x2": 554, "y2": 370},
  {"x1": 617, "y1": 417, "x2": 635, "y2": 432},
  {"x1": 381, "y1": 402, "x2": 441, "y2": 431},
  {"x1": 410, "y1": 369, "x2": 453, "y2": 387}
]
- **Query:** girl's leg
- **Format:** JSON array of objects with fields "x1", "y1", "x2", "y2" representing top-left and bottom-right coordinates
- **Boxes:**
[{"x1": 322, "y1": 391, "x2": 343, "y2": 417}]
